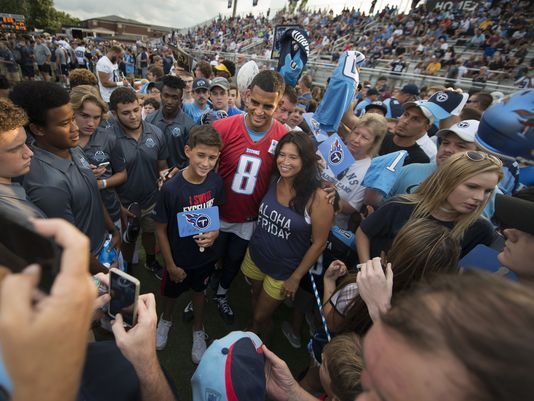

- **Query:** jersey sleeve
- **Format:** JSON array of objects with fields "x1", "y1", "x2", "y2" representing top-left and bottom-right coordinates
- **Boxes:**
[{"x1": 362, "y1": 151, "x2": 408, "y2": 196}]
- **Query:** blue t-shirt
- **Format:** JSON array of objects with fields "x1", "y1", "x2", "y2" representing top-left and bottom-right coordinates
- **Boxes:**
[
  {"x1": 354, "y1": 98, "x2": 371, "y2": 116},
  {"x1": 182, "y1": 102, "x2": 210, "y2": 124},
  {"x1": 314, "y1": 51, "x2": 359, "y2": 132}
]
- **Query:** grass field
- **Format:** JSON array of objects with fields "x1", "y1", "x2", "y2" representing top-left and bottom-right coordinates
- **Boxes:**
[{"x1": 95, "y1": 258, "x2": 311, "y2": 401}]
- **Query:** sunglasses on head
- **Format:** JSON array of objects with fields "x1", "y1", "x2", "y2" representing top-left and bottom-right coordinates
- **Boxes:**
[{"x1": 464, "y1": 150, "x2": 503, "y2": 167}]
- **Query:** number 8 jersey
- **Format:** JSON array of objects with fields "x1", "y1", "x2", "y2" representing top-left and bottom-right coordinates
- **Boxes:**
[{"x1": 213, "y1": 114, "x2": 288, "y2": 223}]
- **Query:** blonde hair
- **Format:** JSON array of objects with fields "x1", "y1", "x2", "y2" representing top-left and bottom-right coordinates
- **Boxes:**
[
  {"x1": 402, "y1": 152, "x2": 503, "y2": 240},
  {"x1": 70, "y1": 85, "x2": 108, "y2": 116},
  {"x1": 322, "y1": 333, "x2": 363, "y2": 401},
  {"x1": 348, "y1": 113, "x2": 388, "y2": 157}
]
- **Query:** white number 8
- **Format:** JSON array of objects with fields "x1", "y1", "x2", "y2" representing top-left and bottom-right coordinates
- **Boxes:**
[{"x1": 231, "y1": 154, "x2": 262, "y2": 195}]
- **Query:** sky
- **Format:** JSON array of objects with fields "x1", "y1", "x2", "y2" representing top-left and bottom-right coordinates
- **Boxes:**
[{"x1": 54, "y1": 0, "x2": 410, "y2": 30}]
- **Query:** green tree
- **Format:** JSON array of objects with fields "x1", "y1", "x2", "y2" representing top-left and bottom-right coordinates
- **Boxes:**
[{"x1": 0, "y1": 0, "x2": 80, "y2": 32}]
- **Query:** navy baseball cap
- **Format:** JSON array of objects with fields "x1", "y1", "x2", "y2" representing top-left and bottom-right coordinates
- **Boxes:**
[
  {"x1": 365, "y1": 100, "x2": 387, "y2": 115},
  {"x1": 401, "y1": 84, "x2": 419, "y2": 96},
  {"x1": 367, "y1": 87, "x2": 379, "y2": 96},
  {"x1": 192, "y1": 78, "x2": 210, "y2": 91},
  {"x1": 192, "y1": 331, "x2": 265, "y2": 401}
]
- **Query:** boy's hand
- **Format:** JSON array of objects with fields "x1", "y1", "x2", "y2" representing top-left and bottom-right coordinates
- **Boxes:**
[
  {"x1": 193, "y1": 230, "x2": 219, "y2": 248},
  {"x1": 167, "y1": 265, "x2": 187, "y2": 283}
]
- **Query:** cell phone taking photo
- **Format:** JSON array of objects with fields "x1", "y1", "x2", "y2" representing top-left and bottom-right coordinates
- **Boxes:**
[
  {"x1": 108, "y1": 268, "x2": 140, "y2": 327},
  {"x1": 0, "y1": 208, "x2": 61, "y2": 293}
]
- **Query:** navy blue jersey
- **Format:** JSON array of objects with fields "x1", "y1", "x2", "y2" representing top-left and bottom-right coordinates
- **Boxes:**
[{"x1": 314, "y1": 51, "x2": 359, "y2": 132}]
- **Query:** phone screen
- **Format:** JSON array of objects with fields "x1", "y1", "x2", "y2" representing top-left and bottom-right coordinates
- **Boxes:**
[
  {"x1": 109, "y1": 270, "x2": 138, "y2": 326},
  {"x1": 0, "y1": 208, "x2": 61, "y2": 293}
]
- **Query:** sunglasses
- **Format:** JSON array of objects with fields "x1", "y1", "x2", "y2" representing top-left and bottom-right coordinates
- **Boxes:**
[{"x1": 464, "y1": 150, "x2": 503, "y2": 167}]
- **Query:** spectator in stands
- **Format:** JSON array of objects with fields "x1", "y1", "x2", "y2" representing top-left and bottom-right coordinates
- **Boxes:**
[
  {"x1": 467, "y1": 91, "x2": 493, "y2": 112},
  {"x1": 425, "y1": 56, "x2": 442, "y2": 76},
  {"x1": 10, "y1": 81, "x2": 120, "y2": 273},
  {"x1": 356, "y1": 151, "x2": 503, "y2": 261},
  {"x1": 296, "y1": 74, "x2": 313, "y2": 105}
]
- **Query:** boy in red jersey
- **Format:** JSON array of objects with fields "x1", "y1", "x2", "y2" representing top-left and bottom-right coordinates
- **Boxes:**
[{"x1": 210, "y1": 70, "x2": 288, "y2": 322}]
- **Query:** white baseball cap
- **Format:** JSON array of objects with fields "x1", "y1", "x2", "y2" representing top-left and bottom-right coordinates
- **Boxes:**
[{"x1": 437, "y1": 120, "x2": 480, "y2": 143}]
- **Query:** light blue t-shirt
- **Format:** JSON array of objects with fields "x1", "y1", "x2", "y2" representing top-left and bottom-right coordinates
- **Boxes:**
[
  {"x1": 182, "y1": 102, "x2": 210, "y2": 124},
  {"x1": 387, "y1": 161, "x2": 498, "y2": 219}
]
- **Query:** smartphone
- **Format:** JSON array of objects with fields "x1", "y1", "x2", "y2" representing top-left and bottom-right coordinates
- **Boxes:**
[
  {"x1": 108, "y1": 268, "x2": 140, "y2": 327},
  {"x1": 97, "y1": 161, "x2": 110, "y2": 168},
  {"x1": 0, "y1": 207, "x2": 61, "y2": 293}
]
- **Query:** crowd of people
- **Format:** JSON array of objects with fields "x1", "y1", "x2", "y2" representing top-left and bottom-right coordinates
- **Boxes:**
[{"x1": 0, "y1": 4, "x2": 533, "y2": 401}]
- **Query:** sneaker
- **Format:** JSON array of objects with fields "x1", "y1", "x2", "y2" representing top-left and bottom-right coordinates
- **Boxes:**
[
  {"x1": 281, "y1": 321, "x2": 301, "y2": 349},
  {"x1": 191, "y1": 329, "x2": 208, "y2": 364},
  {"x1": 182, "y1": 301, "x2": 194, "y2": 322},
  {"x1": 122, "y1": 202, "x2": 141, "y2": 244},
  {"x1": 145, "y1": 259, "x2": 164, "y2": 280},
  {"x1": 156, "y1": 316, "x2": 172, "y2": 350},
  {"x1": 214, "y1": 295, "x2": 234, "y2": 324}
]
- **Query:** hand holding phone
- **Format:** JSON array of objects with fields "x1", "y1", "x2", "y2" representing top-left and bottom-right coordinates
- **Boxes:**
[
  {"x1": 97, "y1": 161, "x2": 110, "y2": 168},
  {"x1": 108, "y1": 268, "x2": 140, "y2": 327}
]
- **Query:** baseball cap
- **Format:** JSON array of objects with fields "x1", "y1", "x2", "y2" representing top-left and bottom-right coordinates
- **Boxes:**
[
  {"x1": 437, "y1": 120, "x2": 479, "y2": 142},
  {"x1": 192, "y1": 78, "x2": 210, "y2": 91},
  {"x1": 401, "y1": 84, "x2": 420, "y2": 96},
  {"x1": 422, "y1": 91, "x2": 469, "y2": 126},
  {"x1": 191, "y1": 331, "x2": 265, "y2": 401},
  {"x1": 495, "y1": 193, "x2": 534, "y2": 235},
  {"x1": 367, "y1": 88, "x2": 379, "y2": 96},
  {"x1": 210, "y1": 77, "x2": 230, "y2": 91},
  {"x1": 365, "y1": 100, "x2": 387, "y2": 115},
  {"x1": 403, "y1": 100, "x2": 435, "y2": 124}
]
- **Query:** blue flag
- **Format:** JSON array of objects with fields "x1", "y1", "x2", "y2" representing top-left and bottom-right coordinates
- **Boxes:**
[
  {"x1": 177, "y1": 206, "x2": 220, "y2": 237},
  {"x1": 303, "y1": 112, "x2": 329, "y2": 144},
  {"x1": 318, "y1": 133, "x2": 355, "y2": 177},
  {"x1": 362, "y1": 151, "x2": 408, "y2": 196}
]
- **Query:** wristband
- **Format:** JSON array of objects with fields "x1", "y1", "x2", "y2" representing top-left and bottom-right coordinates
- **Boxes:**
[
  {"x1": 116, "y1": 81, "x2": 124, "y2": 87},
  {"x1": 102, "y1": 179, "x2": 107, "y2": 189}
]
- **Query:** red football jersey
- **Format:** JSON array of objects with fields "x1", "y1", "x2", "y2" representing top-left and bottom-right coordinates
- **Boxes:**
[{"x1": 213, "y1": 114, "x2": 287, "y2": 223}]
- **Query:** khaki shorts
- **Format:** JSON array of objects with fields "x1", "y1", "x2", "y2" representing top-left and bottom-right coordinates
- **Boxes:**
[
  {"x1": 140, "y1": 203, "x2": 156, "y2": 233},
  {"x1": 241, "y1": 248, "x2": 285, "y2": 301}
]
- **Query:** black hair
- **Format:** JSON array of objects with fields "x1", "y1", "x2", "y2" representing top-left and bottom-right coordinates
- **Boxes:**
[
  {"x1": 143, "y1": 97, "x2": 160, "y2": 110},
  {"x1": 249, "y1": 70, "x2": 285, "y2": 98},
  {"x1": 187, "y1": 124, "x2": 223, "y2": 150},
  {"x1": 221, "y1": 60, "x2": 236, "y2": 76},
  {"x1": 160, "y1": 75, "x2": 185, "y2": 91},
  {"x1": 9, "y1": 81, "x2": 70, "y2": 126},
  {"x1": 273, "y1": 130, "x2": 321, "y2": 214},
  {"x1": 284, "y1": 85, "x2": 298, "y2": 104},
  {"x1": 109, "y1": 87, "x2": 138, "y2": 111},
  {"x1": 0, "y1": 75, "x2": 10, "y2": 90}
]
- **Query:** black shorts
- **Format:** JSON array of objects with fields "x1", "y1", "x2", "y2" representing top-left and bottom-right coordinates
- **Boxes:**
[
  {"x1": 59, "y1": 64, "x2": 69, "y2": 75},
  {"x1": 21, "y1": 64, "x2": 34, "y2": 77},
  {"x1": 38, "y1": 64, "x2": 51, "y2": 74},
  {"x1": 160, "y1": 262, "x2": 215, "y2": 298}
]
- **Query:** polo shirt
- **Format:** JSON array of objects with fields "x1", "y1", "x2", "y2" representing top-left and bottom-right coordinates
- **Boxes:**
[
  {"x1": 81, "y1": 127, "x2": 126, "y2": 222},
  {"x1": 23, "y1": 145, "x2": 107, "y2": 255},
  {"x1": 145, "y1": 108, "x2": 195, "y2": 169},
  {"x1": 110, "y1": 121, "x2": 168, "y2": 209},
  {"x1": 0, "y1": 183, "x2": 46, "y2": 219}
]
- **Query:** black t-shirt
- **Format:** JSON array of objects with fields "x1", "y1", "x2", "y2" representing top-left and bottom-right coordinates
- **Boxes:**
[
  {"x1": 379, "y1": 133, "x2": 430, "y2": 165},
  {"x1": 360, "y1": 198, "x2": 495, "y2": 258},
  {"x1": 154, "y1": 170, "x2": 224, "y2": 269}
]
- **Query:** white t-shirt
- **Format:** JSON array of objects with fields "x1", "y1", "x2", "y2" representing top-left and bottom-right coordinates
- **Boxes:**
[
  {"x1": 74, "y1": 46, "x2": 86, "y2": 66},
  {"x1": 96, "y1": 55, "x2": 120, "y2": 102},
  {"x1": 417, "y1": 133, "x2": 437, "y2": 161},
  {"x1": 321, "y1": 157, "x2": 372, "y2": 229}
]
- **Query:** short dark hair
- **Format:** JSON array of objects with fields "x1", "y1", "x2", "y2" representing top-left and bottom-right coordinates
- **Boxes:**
[
  {"x1": 109, "y1": 87, "x2": 138, "y2": 111},
  {"x1": 284, "y1": 85, "x2": 298, "y2": 104},
  {"x1": 142, "y1": 97, "x2": 160, "y2": 110},
  {"x1": 249, "y1": 70, "x2": 285, "y2": 98},
  {"x1": 459, "y1": 107, "x2": 482, "y2": 121},
  {"x1": 221, "y1": 60, "x2": 236, "y2": 76},
  {"x1": 195, "y1": 60, "x2": 212, "y2": 79},
  {"x1": 160, "y1": 75, "x2": 185, "y2": 91},
  {"x1": 69, "y1": 68, "x2": 98, "y2": 88},
  {"x1": 187, "y1": 125, "x2": 223, "y2": 150},
  {"x1": 148, "y1": 65, "x2": 164, "y2": 79},
  {"x1": 9, "y1": 81, "x2": 70, "y2": 127},
  {"x1": 0, "y1": 74, "x2": 10, "y2": 90},
  {"x1": 473, "y1": 91, "x2": 493, "y2": 111},
  {"x1": 299, "y1": 74, "x2": 313, "y2": 89}
]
